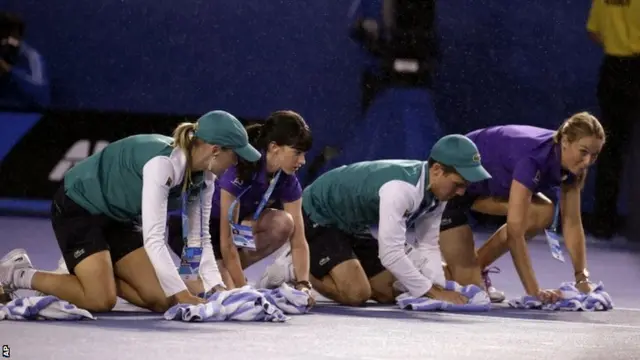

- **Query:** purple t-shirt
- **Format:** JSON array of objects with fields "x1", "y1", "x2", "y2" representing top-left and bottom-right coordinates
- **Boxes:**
[
  {"x1": 465, "y1": 125, "x2": 575, "y2": 201},
  {"x1": 211, "y1": 161, "x2": 302, "y2": 220}
]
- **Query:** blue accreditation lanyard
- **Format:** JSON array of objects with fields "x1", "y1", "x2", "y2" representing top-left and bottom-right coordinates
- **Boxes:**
[
  {"x1": 405, "y1": 195, "x2": 439, "y2": 230},
  {"x1": 227, "y1": 171, "x2": 281, "y2": 249},
  {"x1": 178, "y1": 186, "x2": 204, "y2": 281},
  {"x1": 544, "y1": 187, "x2": 565, "y2": 263}
]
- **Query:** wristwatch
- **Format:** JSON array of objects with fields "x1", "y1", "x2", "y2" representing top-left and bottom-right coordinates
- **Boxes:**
[
  {"x1": 295, "y1": 280, "x2": 313, "y2": 290},
  {"x1": 200, "y1": 284, "x2": 227, "y2": 298}
]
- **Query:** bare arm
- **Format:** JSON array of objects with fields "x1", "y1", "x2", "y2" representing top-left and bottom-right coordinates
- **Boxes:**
[
  {"x1": 219, "y1": 189, "x2": 246, "y2": 288},
  {"x1": 283, "y1": 199, "x2": 310, "y2": 284},
  {"x1": 506, "y1": 180, "x2": 539, "y2": 296},
  {"x1": 560, "y1": 184, "x2": 588, "y2": 280}
]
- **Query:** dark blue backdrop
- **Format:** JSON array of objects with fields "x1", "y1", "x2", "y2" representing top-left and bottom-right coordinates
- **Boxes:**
[{"x1": 2, "y1": 0, "x2": 615, "y2": 213}]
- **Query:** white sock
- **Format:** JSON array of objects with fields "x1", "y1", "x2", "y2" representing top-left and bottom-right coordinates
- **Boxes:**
[{"x1": 13, "y1": 268, "x2": 36, "y2": 289}]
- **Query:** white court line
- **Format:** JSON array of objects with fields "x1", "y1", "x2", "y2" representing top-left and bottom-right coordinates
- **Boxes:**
[
  {"x1": 616, "y1": 307, "x2": 640, "y2": 312},
  {"x1": 346, "y1": 304, "x2": 640, "y2": 330},
  {"x1": 423, "y1": 311, "x2": 640, "y2": 330}
]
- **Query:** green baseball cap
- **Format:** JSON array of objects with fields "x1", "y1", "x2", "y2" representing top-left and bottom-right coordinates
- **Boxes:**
[
  {"x1": 193, "y1": 110, "x2": 261, "y2": 162},
  {"x1": 430, "y1": 134, "x2": 491, "y2": 182}
]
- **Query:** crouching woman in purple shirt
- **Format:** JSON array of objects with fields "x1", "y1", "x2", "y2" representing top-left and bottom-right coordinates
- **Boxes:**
[
  {"x1": 439, "y1": 112, "x2": 605, "y2": 304},
  {"x1": 169, "y1": 110, "x2": 314, "y2": 301}
]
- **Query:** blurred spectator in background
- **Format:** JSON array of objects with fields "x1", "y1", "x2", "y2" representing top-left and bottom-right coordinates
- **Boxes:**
[
  {"x1": 586, "y1": 0, "x2": 639, "y2": 240},
  {"x1": 350, "y1": 0, "x2": 438, "y2": 112},
  {"x1": 0, "y1": 11, "x2": 50, "y2": 110}
]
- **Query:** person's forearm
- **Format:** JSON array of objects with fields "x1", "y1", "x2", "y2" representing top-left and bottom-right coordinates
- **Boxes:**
[
  {"x1": 563, "y1": 224, "x2": 587, "y2": 278},
  {"x1": 507, "y1": 225, "x2": 539, "y2": 295},
  {"x1": 221, "y1": 244, "x2": 246, "y2": 287},
  {"x1": 290, "y1": 238, "x2": 310, "y2": 283}
]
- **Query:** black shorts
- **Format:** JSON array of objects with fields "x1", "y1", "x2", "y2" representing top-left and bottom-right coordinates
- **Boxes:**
[
  {"x1": 304, "y1": 211, "x2": 386, "y2": 279},
  {"x1": 167, "y1": 215, "x2": 222, "y2": 260},
  {"x1": 440, "y1": 192, "x2": 479, "y2": 232},
  {"x1": 51, "y1": 185, "x2": 143, "y2": 274}
]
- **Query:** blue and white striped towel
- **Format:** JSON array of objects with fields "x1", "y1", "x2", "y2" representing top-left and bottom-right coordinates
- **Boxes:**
[
  {"x1": 396, "y1": 281, "x2": 491, "y2": 312},
  {"x1": 258, "y1": 283, "x2": 312, "y2": 315},
  {"x1": 164, "y1": 286, "x2": 289, "y2": 322},
  {"x1": 0, "y1": 296, "x2": 95, "y2": 320},
  {"x1": 508, "y1": 281, "x2": 613, "y2": 311}
]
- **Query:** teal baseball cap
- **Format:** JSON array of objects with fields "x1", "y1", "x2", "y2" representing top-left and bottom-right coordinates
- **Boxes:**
[
  {"x1": 193, "y1": 110, "x2": 261, "y2": 162},
  {"x1": 430, "y1": 134, "x2": 491, "y2": 182}
]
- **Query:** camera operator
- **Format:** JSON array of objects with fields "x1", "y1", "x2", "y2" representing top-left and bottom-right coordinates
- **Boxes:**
[{"x1": 0, "y1": 11, "x2": 50, "y2": 110}]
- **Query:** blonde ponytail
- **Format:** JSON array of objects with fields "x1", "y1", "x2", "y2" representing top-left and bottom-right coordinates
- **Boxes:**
[{"x1": 172, "y1": 122, "x2": 197, "y2": 192}]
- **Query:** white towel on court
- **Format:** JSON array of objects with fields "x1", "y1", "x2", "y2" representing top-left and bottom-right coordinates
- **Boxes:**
[
  {"x1": 258, "y1": 283, "x2": 312, "y2": 314},
  {"x1": 164, "y1": 286, "x2": 289, "y2": 322},
  {"x1": 0, "y1": 296, "x2": 95, "y2": 320},
  {"x1": 508, "y1": 281, "x2": 614, "y2": 311},
  {"x1": 396, "y1": 280, "x2": 491, "y2": 312}
]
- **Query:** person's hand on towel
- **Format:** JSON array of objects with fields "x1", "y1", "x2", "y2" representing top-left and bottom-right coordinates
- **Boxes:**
[
  {"x1": 425, "y1": 284, "x2": 468, "y2": 305},
  {"x1": 174, "y1": 290, "x2": 206, "y2": 305},
  {"x1": 295, "y1": 281, "x2": 316, "y2": 308},
  {"x1": 537, "y1": 289, "x2": 562, "y2": 304},
  {"x1": 0, "y1": 286, "x2": 10, "y2": 304}
]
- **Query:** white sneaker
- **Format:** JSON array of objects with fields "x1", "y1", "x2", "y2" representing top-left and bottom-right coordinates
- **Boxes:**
[
  {"x1": 53, "y1": 257, "x2": 69, "y2": 274},
  {"x1": 256, "y1": 249, "x2": 294, "y2": 289},
  {"x1": 487, "y1": 286, "x2": 506, "y2": 303},
  {"x1": 482, "y1": 267, "x2": 505, "y2": 303},
  {"x1": 0, "y1": 249, "x2": 34, "y2": 292}
]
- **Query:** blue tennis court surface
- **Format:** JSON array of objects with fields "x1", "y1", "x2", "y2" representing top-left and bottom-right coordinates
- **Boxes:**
[{"x1": 1, "y1": 216, "x2": 638, "y2": 359}]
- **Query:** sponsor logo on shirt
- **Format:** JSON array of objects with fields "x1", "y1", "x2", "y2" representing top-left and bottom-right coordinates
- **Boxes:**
[{"x1": 232, "y1": 178, "x2": 244, "y2": 187}]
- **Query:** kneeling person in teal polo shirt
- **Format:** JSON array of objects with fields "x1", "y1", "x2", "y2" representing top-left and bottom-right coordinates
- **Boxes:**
[
  {"x1": 257, "y1": 135, "x2": 491, "y2": 306},
  {"x1": 0, "y1": 110, "x2": 260, "y2": 313}
]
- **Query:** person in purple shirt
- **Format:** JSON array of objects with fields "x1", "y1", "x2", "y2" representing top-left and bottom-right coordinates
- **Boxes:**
[
  {"x1": 168, "y1": 110, "x2": 314, "y2": 301},
  {"x1": 439, "y1": 112, "x2": 605, "y2": 304}
]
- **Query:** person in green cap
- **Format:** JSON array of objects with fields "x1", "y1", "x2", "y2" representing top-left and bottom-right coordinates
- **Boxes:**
[
  {"x1": 256, "y1": 134, "x2": 492, "y2": 306},
  {"x1": 0, "y1": 110, "x2": 261, "y2": 313}
]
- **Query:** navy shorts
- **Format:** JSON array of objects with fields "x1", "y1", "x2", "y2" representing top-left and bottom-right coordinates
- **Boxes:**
[
  {"x1": 304, "y1": 211, "x2": 386, "y2": 279},
  {"x1": 51, "y1": 185, "x2": 143, "y2": 274},
  {"x1": 440, "y1": 192, "x2": 479, "y2": 232}
]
